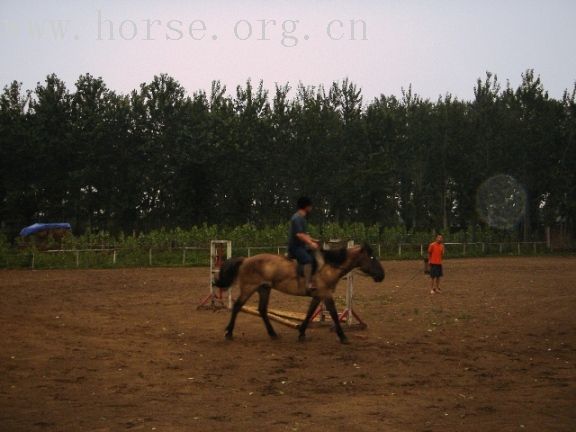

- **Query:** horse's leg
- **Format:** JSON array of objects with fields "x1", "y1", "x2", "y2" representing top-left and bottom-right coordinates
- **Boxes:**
[
  {"x1": 298, "y1": 296, "x2": 321, "y2": 342},
  {"x1": 225, "y1": 288, "x2": 255, "y2": 341},
  {"x1": 257, "y1": 284, "x2": 278, "y2": 340},
  {"x1": 324, "y1": 296, "x2": 349, "y2": 344}
]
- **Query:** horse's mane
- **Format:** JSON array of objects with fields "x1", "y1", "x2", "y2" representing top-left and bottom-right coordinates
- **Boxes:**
[{"x1": 321, "y1": 247, "x2": 348, "y2": 267}]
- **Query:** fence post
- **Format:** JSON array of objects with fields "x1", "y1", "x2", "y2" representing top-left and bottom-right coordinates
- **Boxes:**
[
  {"x1": 75, "y1": 250, "x2": 80, "y2": 267},
  {"x1": 463, "y1": 243, "x2": 466, "y2": 256},
  {"x1": 31, "y1": 252, "x2": 35, "y2": 269},
  {"x1": 482, "y1": 243, "x2": 486, "y2": 254},
  {"x1": 420, "y1": 244, "x2": 423, "y2": 257},
  {"x1": 533, "y1": 242, "x2": 537, "y2": 254},
  {"x1": 378, "y1": 244, "x2": 381, "y2": 257},
  {"x1": 277, "y1": 246, "x2": 280, "y2": 255},
  {"x1": 398, "y1": 244, "x2": 402, "y2": 258},
  {"x1": 113, "y1": 249, "x2": 117, "y2": 265},
  {"x1": 499, "y1": 243, "x2": 503, "y2": 254},
  {"x1": 248, "y1": 247, "x2": 252, "y2": 257},
  {"x1": 517, "y1": 243, "x2": 521, "y2": 255},
  {"x1": 182, "y1": 248, "x2": 186, "y2": 265},
  {"x1": 149, "y1": 248, "x2": 152, "y2": 266}
]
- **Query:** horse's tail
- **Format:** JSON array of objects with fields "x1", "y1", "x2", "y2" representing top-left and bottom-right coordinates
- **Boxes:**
[{"x1": 214, "y1": 257, "x2": 245, "y2": 289}]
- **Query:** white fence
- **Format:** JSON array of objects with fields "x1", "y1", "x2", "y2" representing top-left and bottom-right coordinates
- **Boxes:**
[
  {"x1": 396, "y1": 241, "x2": 548, "y2": 258},
  {"x1": 27, "y1": 241, "x2": 549, "y2": 269},
  {"x1": 244, "y1": 246, "x2": 287, "y2": 257},
  {"x1": 30, "y1": 246, "x2": 210, "y2": 269}
]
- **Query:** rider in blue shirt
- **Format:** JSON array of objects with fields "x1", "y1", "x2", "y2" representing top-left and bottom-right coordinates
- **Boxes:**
[{"x1": 288, "y1": 197, "x2": 319, "y2": 289}]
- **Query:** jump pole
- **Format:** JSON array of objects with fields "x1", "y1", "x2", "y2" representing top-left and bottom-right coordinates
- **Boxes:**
[
  {"x1": 197, "y1": 240, "x2": 233, "y2": 310},
  {"x1": 241, "y1": 305, "x2": 301, "y2": 329}
]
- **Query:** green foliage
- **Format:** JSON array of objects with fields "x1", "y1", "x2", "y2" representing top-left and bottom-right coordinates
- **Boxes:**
[
  {"x1": 0, "y1": 222, "x2": 550, "y2": 269},
  {"x1": 0, "y1": 233, "x2": 10, "y2": 266}
]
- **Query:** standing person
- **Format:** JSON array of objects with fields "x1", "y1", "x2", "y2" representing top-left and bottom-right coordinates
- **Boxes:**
[
  {"x1": 288, "y1": 196, "x2": 319, "y2": 290},
  {"x1": 428, "y1": 234, "x2": 445, "y2": 294}
]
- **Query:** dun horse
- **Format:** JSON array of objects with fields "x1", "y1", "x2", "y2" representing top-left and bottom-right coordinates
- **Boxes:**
[{"x1": 215, "y1": 244, "x2": 385, "y2": 344}]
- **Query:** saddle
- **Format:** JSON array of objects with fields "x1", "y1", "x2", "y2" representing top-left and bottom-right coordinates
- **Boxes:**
[{"x1": 287, "y1": 254, "x2": 318, "y2": 277}]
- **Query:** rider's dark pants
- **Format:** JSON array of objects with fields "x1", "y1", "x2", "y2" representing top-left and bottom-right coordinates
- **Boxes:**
[{"x1": 288, "y1": 246, "x2": 313, "y2": 265}]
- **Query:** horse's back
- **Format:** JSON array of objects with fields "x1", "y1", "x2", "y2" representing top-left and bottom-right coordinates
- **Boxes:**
[
  {"x1": 244, "y1": 253, "x2": 293, "y2": 270},
  {"x1": 240, "y1": 253, "x2": 296, "y2": 283}
]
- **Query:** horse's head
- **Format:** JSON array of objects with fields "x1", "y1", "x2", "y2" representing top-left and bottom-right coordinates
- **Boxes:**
[{"x1": 356, "y1": 243, "x2": 385, "y2": 282}]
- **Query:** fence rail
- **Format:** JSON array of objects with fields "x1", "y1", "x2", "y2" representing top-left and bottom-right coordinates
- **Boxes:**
[
  {"x1": 396, "y1": 241, "x2": 548, "y2": 258},
  {"x1": 29, "y1": 246, "x2": 211, "y2": 269},
  {"x1": 15, "y1": 241, "x2": 550, "y2": 269}
]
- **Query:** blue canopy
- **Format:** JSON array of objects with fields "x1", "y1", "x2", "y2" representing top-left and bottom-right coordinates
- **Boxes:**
[{"x1": 20, "y1": 223, "x2": 72, "y2": 237}]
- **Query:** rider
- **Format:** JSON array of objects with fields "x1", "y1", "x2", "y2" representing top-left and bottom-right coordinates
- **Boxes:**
[{"x1": 288, "y1": 196, "x2": 320, "y2": 290}]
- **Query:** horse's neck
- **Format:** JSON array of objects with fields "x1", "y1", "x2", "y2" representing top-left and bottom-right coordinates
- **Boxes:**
[{"x1": 340, "y1": 255, "x2": 359, "y2": 276}]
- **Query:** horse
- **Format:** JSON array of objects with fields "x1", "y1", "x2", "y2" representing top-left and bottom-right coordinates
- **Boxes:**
[{"x1": 215, "y1": 244, "x2": 385, "y2": 344}]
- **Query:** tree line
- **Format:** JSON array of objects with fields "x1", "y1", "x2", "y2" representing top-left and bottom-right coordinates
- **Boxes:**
[{"x1": 0, "y1": 71, "x2": 574, "y2": 240}]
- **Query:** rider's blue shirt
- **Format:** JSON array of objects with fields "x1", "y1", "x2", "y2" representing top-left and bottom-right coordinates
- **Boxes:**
[{"x1": 288, "y1": 211, "x2": 307, "y2": 250}]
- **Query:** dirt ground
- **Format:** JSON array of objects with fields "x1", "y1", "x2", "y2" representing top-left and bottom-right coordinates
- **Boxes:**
[{"x1": 0, "y1": 257, "x2": 575, "y2": 432}]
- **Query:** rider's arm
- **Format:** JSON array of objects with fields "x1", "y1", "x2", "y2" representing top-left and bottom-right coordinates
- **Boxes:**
[{"x1": 296, "y1": 232, "x2": 318, "y2": 249}]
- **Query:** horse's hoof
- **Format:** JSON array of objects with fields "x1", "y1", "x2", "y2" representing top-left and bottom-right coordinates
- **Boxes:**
[
  {"x1": 340, "y1": 337, "x2": 350, "y2": 345},
  {"x1": 270, "y1": 334, "x2": 280, "y2": 341},
  {"x1": 225, "y1": 333, "x2": 234, "y2": 341},
  {"x1": 298, "y1": 334, "x2": 306, "y2": 343}
]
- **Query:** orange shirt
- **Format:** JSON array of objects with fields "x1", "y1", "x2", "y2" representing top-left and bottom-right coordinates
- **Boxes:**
[{"x1": 428, "y1": 242, "x2": 444, "y2": 265}]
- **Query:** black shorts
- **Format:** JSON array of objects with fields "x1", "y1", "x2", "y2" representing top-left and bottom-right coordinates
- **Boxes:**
[
  {"x1": 288, "y1": 246, "x2": 314, "y2": 265},
  {"x1": 430, "y1": 264, "x2": 443, "y2": 278}
]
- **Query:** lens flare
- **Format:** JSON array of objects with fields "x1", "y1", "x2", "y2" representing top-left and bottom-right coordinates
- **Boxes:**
[{"x1": 476, "y1": 175, "x2": 527, "y2": 230}]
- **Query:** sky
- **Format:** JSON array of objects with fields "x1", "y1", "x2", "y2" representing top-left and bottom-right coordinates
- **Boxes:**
[{"x1": 1, "y1": 0, "x2": 575, "y2": 102}]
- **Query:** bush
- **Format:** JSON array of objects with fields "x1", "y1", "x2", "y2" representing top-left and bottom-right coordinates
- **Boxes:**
[{"x1": 1, "y1": 223, "x2": 544, "y2": 269}]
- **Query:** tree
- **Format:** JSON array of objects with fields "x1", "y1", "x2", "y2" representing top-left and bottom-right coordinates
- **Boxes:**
[{"x1": 0, "y1": 71, "x2": 574, "y2": 240}]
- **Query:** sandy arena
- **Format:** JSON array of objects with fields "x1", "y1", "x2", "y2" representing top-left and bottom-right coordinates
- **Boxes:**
[{"x1": 0, "y1": 257, "x2": 575, "y2": 431}]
